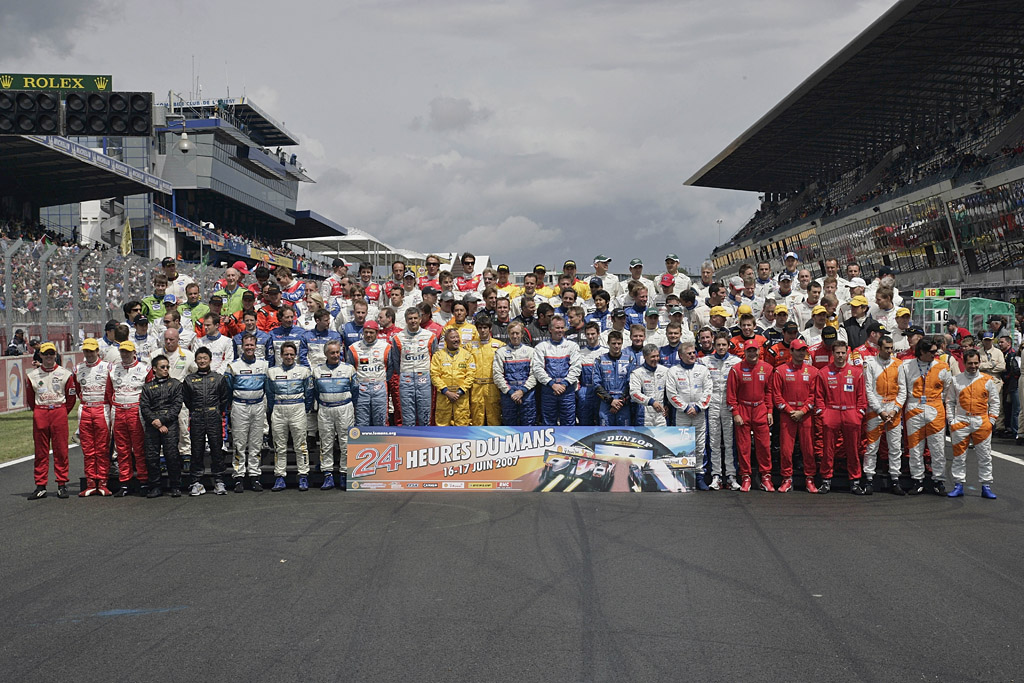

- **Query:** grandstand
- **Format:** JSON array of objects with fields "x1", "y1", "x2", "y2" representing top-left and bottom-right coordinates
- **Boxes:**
[{"x1": 688, "y1": 0, "x2": 1024, "y2": 301}]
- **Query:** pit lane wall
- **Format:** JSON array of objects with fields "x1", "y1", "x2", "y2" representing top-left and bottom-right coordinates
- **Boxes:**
[
  {"x1": 0, "y1": 352, "x2": 84, "y2": 414},
  {"x1": 346, "y1": 426, "x2": 697, "y2": 492}
]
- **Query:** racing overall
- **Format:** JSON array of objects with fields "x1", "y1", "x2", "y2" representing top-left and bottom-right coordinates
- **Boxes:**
[
  {"x1": 726, "y1": 359, "x2": 774, "y2": 477},
  {"x1": 862, "y1": 355, "x2": 905, "y2": 480},
  {"x1": 267, "y1": 362, "x2": 313, "y2": 477},
  {"x1": 140, "y1": 375, "x2": 184, "y2": 490},
  {"x1": 106, "y1": 360, "x2": 150, "y2": 484},
  {"x1": 947, "y1": 370, "x2": 1000, "y2": 486},
  {"x1": 666, "y1": 361, "x2": 713, "y2": 458},
  {"x1": 595, "y1": 353, "x2": 633, "y2": 427},
  {"x1": 532, "y1": 339, "x2": 583, "y2": 425},
  {"x1": 390, "y1": 328, "x2": 436, "y2": 426},
  {"x1": 26, "y1": 365, "x2": 77, "y2": 487},
  {"x1": 576, "y1": 343, "x2": 607, "y2": 426},
  {"x1": 700, "y1": 352, "x2": 741, "y2": 478},
  {"x1": 899, "y1": 358, "x2": 954, "y2": 483},
  {"x1": 75, "y1": 359, "x2": 112, "y2": 485},
  {"x1": 313, "y1": 362, "x2": 356, "y2": 475},
  {"x1": 349, "y1": 339, "x2": 393, "y2": 426},
  {"x1": 770, "y1": 361, "x2": 817, "y2": 479},
  {"x1": 182, "y1": 369, "x2": 229, "y2": 484},
  {"x1": 431, "y1": 347, "x2": 476, "y2": 426},
  {"x1": 471, "y1": 338, "x2": 506, "y2": 425},
  {"x1": 815, "y1": 362, "x2": 866, "y2": 480},
  {"x1": 225, "y1": 356, "x2": 270, "y2": 480},
  {"x1": 630, "y1": 363, "x2": 670, "y2": 427},
  {"x1": 493, "y1": 343, "x2": 538, "y2": 426}
]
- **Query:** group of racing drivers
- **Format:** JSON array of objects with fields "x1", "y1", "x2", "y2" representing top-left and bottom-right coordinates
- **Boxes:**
[{"x1": 25, "y1": 250, "x2": 1002, "y2": 499}]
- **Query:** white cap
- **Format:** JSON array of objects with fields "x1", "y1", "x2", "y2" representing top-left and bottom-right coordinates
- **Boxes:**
[{"x1": 849, "y1": 277, "x2": 866, "y2": 287}]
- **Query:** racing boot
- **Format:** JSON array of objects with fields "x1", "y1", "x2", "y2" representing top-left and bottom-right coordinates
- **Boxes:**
[
  {"x1": 725, "y1": 474, "x2": 741, "y2": 491},
  {"x1": 778, "y1": 477, "x2": 793, "y2": 493},
  {"x1": 850, "y1": 480, "x2": 866, "y2": 495},
  {"x1": 708, "y1": 474, "x2": 722, "y2": 490},
  {"x1": 947, "y1": 482, "x2": 964, "y2": 498},
  {"x1": 818, "y1": 478, "x2": 831, "y2": 494},
  {"x1": 28, "y1": 485, "x2": 47, "y2": 500},
  {"x1": 146, "y1": 486, "x2": 163, "y2": 498},
  {"x1": 907, "y1": 478, "x2": 925, "y2": 495},
  {"x1": 931, "y1": 480, "x2": 947, "y2": 496},
  {"x1": 981, "y1": 485, "x2": 997, "y2": 499},
  {"x1": 233, "y1": 480, "x2": 245, "y2": 493},
  {"x1": 298, "y1": 475, "x2": 309, "y2": 491},
  {"x1": 862, "y1": 476, "x2": 874, "y2": 495},
  {"x1": 251, "y1": 477, "x2": 264, "y2": 492},
  {"x1": 272, "y1": 476, "x2": 286, "y2": 492},
  {"x1": 695, "y1": 473, "x2": 710, "y2": 491},
  {"x1": 739, "y1": 475, "x2": 752, "y2": 492},
  {"x1": 321, "y1": 472, "x2": 335, "y2": 490},
  {"x1": 805, "y1": 477, "x2": 819, "y2": 494},
  {"x1": 890, "y1": 477, "x2": 906, "y2": 495},
  {"x1": 759, "y1": 474, "x2": 775, "y2": 492},
  {"x1": 79, "y1": 479, "x2": 98, "y2": 497}
]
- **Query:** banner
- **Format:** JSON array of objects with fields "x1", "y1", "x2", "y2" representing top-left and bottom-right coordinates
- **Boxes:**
[
  {"x1": 0, "y1": 74, "x2": 113, "y2": 91},
  {"x1": 250, "y1": 247, "x2": 294, "y2": 269},
  {"x1": 347, "y1": 426, "x2": 698, "y2": 492}
]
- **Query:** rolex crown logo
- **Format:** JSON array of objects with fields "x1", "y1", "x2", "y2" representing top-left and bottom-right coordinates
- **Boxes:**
[
  {"x1": 0, "y1": 75, "x2": 13, "y2": 89},
  {"x1": 94, "y1": 76, "x2": 108, "y2": 90}
]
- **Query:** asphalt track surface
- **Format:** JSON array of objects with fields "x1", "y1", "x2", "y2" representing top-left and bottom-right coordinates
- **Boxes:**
[{"x1": 3, "y1": 438, "x2": 1024, "y2": 682}]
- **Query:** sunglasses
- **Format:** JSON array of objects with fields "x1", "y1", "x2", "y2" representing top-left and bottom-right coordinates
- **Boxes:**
[{"x1": 463, "y1": 260, "x2": 475, "y2": 266}]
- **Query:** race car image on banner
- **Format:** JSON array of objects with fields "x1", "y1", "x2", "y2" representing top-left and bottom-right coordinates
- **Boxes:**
[{"x1": 346, "y1": 426, "x2": 697, "y2": 492}]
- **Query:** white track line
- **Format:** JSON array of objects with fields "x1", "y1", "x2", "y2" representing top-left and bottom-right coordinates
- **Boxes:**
[
  {"x1": 0, "y1": 444, "x2": 81, "y2": 469},
  {"x1": 945, "y1": 435, "x2": 1024, "y2": 466}
]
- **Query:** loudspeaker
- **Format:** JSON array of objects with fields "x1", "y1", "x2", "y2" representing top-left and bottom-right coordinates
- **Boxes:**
[
  {"x1": 0, "y1": 90, "x2": 60, "y2": 134},
  {"x1": 64, "y1": 91, "x2": 153, "y2": 137}
]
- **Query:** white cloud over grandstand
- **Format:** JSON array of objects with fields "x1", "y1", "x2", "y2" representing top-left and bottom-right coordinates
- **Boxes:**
[{"x1": 2, "y1": 0, "x2": 898, "y2": 271}]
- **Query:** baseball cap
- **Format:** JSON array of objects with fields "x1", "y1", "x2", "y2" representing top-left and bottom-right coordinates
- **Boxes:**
[
  {"x1": 462, "y1": 292, "x2": 480, "y2": 303},
  {"x1": 774, "y1": 304, "x2": 789, "y2": 314},
  {"x1": 709, "y1": 306, "x2": 728, "y2": 318},
  {"x1": 533, "y1": 264, "x2": 547, "y2": 273},
  {"x1": 790, "y1": 339, "x2": 808, "y2": 350},
  {"x1": 896, "y1": 307, "x2": 911, "y2": 317},
  {"x1": 982, "y1": 331, "x2": 995, "y2": 339},
  {"x1": 849, "y1": 295, "x2": 870, "y2": 307},
  {"x1": 421, "y1": 286, "x2": 439, "y2": 296},
  {"x1": 778, "y1": 272, "x2": 793, "y2": 282},
  {"x1": 39, "y1": 342, "x2": 57, "y2": 354},
  {"x1": 737, "y1": 304, "x2": 753, "y2": 316},
  {"x1": 563, "y1": 260, "x2": 576, "y2": 269},
  {"x1": 230, "y1": 260, "x2": 250, "y2": 275},
  {"x1": 987, "y1": 314, "x2": 1004, "y2": 323},
  {"x1": 119, "y1": 340, "x2": 136, "y2": 352},
  {"x1": 332, "y1": 258, "x2": 345, "y2": 268},
  {"x1": 865, "y1": 320, "x2": 883, "y2": 334},
  {"x1": 645, "y1": 308, "x2": 660, "y2": 318},
  {"x1": 812, "y1": 305, "x2": 827, "y2": 315},
  {"x1": 907, "y1": 326, "x2": 925, "y2": 337},
  {"x1": 611, "y1": 308, "x2": 627, "y2": 318},
  {"x1": 403, "y1": 272, "x2": 416, "y2": 279},
  {"x1": 743, "y1": 344, "x2": 760, "y2": 353},
  {"x1": 81, "y1": 338, "x2": 100, "y2": 351},
  {"x1": 104, "y1": 320, "x2": 119, "y2": 331},
  {"x1": 440, "y1": 291, "x2": 455, "y2": 302},
  {"x1": 163, "y1": 294, "x2": 177, "y2": 304},
  {"x1": 161, "y1": 256, "x2": 176, "y2": 266},
  {"x1": 664, "y1": 253, "x2": 680, "y2": 262},
  {"x1": 669, "y1": 306, "x2": 684, "y2": 315},
  {"x1": 849, "y1": 277, "x2": 866, "y2": 288},
  {"x1": 729, "y1": 276, "x2": 744, "y2": 290},
  {"x1": 593, "y1": 254, "x2": 612, "y2": 263},
  {"x1": 209, "y1": 295, "x2": 224, "y2": 305},
  {"x1": 782, "y1": 321, "x2": 799, "y2": 332},
  {"x1": 133, "y1": 315, "x2": 149, "y2": 325},
  {"x1": 589, "y1": 277, "x2": 602, "y2": 289},
  {"x1": 946, "y1": 318, "x2": 958, "y2": 326},
  {"x1": 362, "y1": 320, "x2": 379, "y2": 331},
  {"x1": 629, "y1": 258, "x2": 643, "y2": 267},
  {"x1": 821, "y1": 327, "x2": 838, "y2": 342},
  {"x1": 784, "y1": 251, "x2": 799, "y2": 260},
  {"x1": 497, "y1": 264, "x2": 510, "y2": 272},
  {"x1": 878, "y1": 266, "x2": 895, "y2": 276},
  {"x1": 660, "y1": 273, "x2": 675, "y2": 287}
]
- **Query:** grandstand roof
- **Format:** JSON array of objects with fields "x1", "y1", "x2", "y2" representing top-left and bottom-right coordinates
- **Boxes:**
[
  {"x1": 287, "y1": 209, "x2": 348, "y2": 239},
  {"x1": 0, "y1": 135, "x2": 172, "y2": 206},
  {"x1": 685, "y1": 0, "x2": 1024, "y2": 192}
]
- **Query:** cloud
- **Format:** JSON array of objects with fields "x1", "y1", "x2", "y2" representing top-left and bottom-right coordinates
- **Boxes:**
[
  {"x1": 424, "y1": 96, "x2": 492, "y2": 132},
  {"x1": 0, "y1": 0, "x2": 122, "y2": 58}
]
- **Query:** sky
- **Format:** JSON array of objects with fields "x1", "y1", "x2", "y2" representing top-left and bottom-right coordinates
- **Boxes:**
[{"x1": 1, "y1": 0, "x2": 900, "y2": 273}]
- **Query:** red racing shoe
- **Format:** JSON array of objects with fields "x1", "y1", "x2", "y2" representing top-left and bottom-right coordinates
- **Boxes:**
[
  {"x1": 760, "y1": 474, "x2": 775, "y2": 492},
  {"x1": 739, "y1": 475, "x2": 752, "y2": 492},
  {"x1": 778, "y1": 477, "x2": 793, "y2": 493},
  {"x1": 805, "y1": 477, "x2": 819, "y2": 494}
]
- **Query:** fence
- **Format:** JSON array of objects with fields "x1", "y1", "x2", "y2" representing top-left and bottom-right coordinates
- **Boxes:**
[{"x1": 0, "y1": 237, "x2": 221, "y2": 353}]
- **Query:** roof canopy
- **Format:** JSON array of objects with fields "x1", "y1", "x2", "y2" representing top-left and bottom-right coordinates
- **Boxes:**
[{"x1": 685, "y1": 0, "x2": 1024, "y2": 192}]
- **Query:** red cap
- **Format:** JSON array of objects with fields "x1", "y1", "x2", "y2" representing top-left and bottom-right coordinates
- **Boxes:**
[
  {"x1": 790, "y1": 339, "x2": 808, "y2": 350},
  {"x1": 659, "y1": 273, "x2": 674, "y2": 286},
  {"x1": 231, "y1": 260, "x2": 250, "y2": 275},
  {"x1": 362, "y1": 320, "x2": 379, "y2": 330}
]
